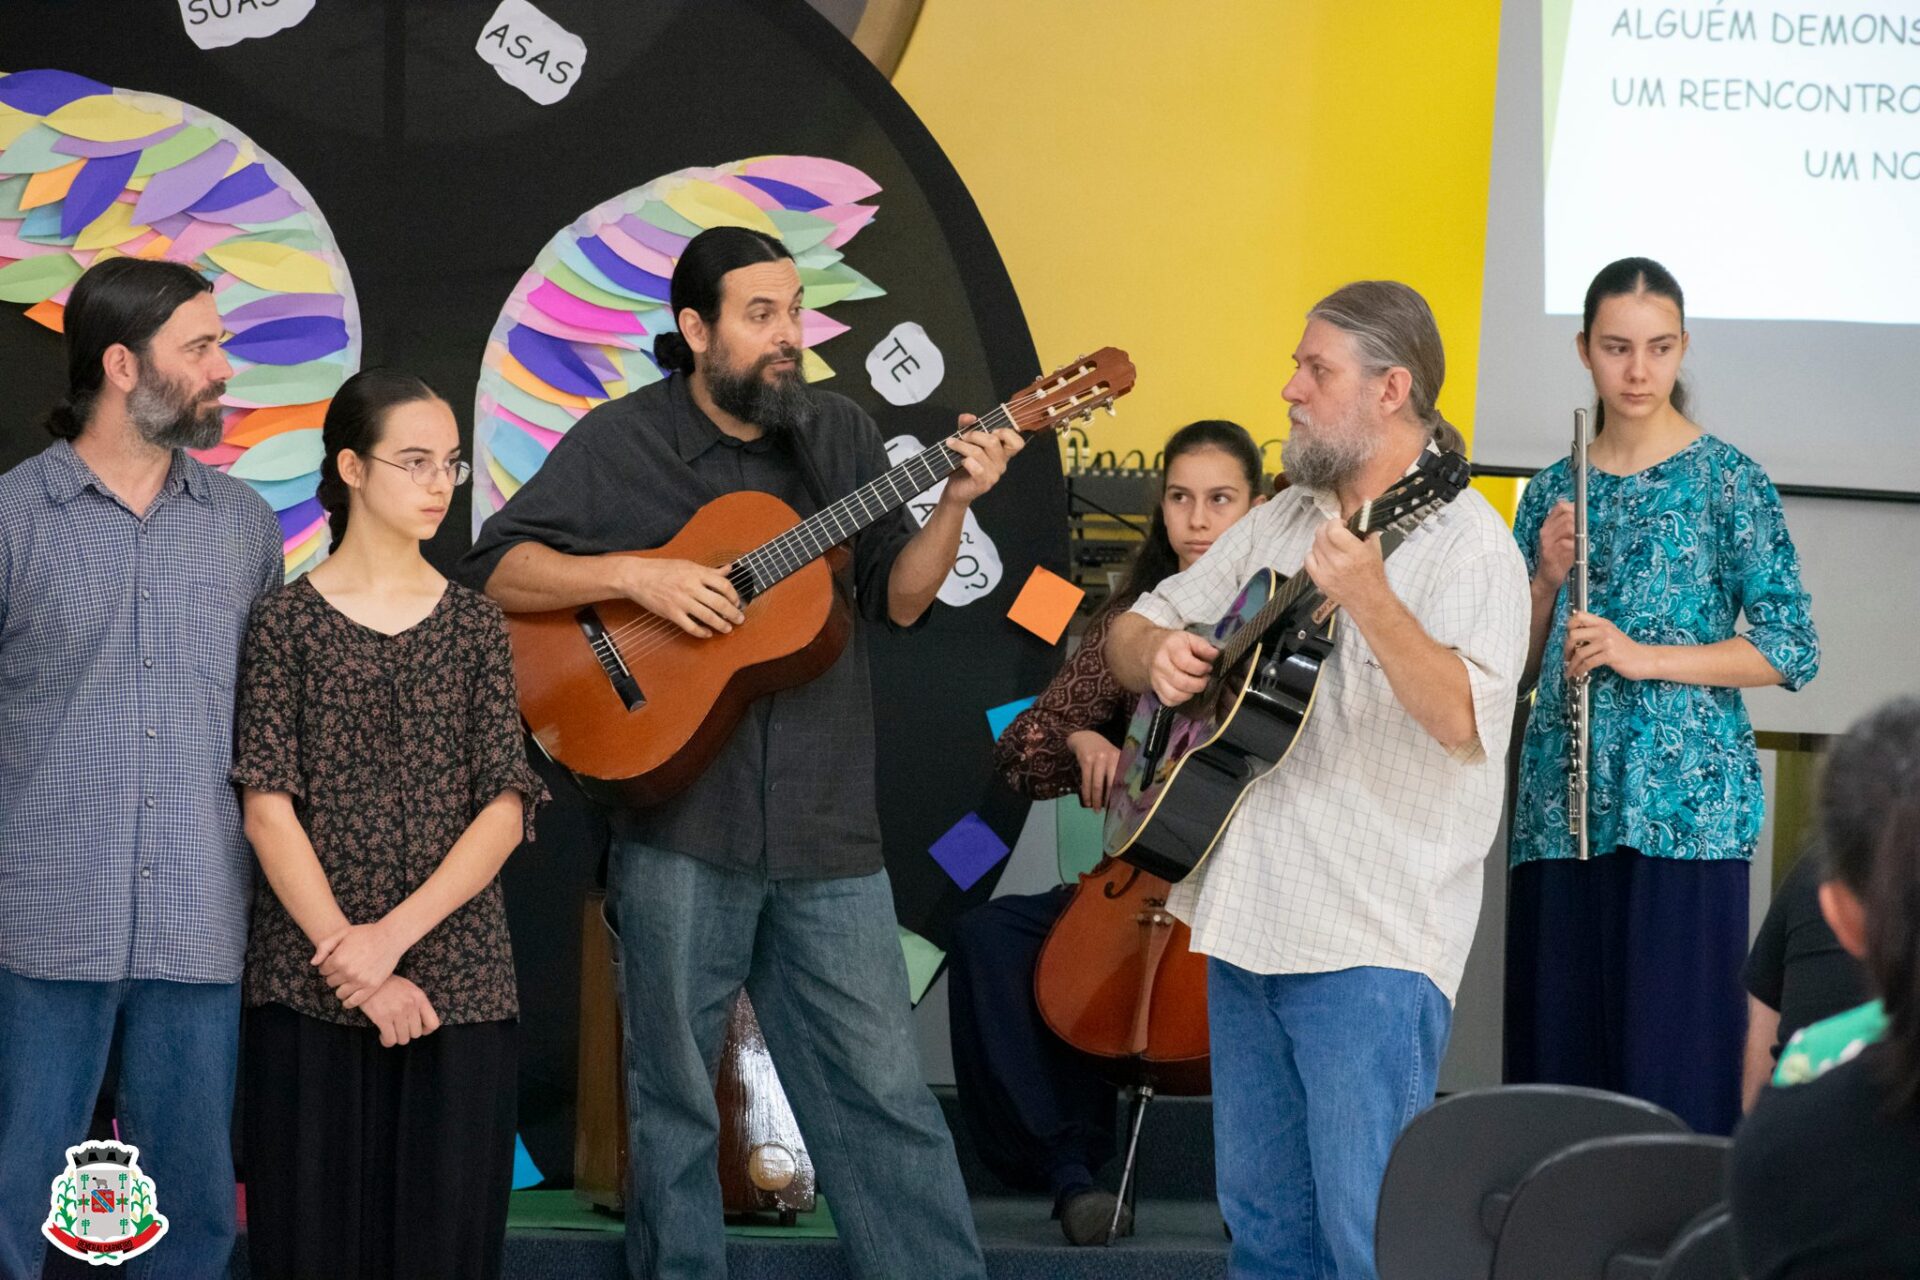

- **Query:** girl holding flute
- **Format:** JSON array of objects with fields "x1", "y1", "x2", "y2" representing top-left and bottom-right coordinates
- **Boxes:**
[{"x1": 1504, "y1": 257, "x2": 1820, "y2": 1135}]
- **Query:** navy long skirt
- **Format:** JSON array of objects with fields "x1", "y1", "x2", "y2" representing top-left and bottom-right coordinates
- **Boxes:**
[{"x1": 1505, "y1": 849, "x2": 1750, "y2": 1136}]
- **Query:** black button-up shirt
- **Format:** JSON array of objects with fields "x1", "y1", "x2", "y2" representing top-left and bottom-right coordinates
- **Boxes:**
[{"x1": 459, "y1": 375, "x2": 920, "y2": 878}]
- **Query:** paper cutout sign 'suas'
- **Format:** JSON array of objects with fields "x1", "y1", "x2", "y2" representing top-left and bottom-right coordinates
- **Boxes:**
[
  {"x1": 927, "y1": 811, "x2": 1011, "y2": 893},
  {"x1": 1006, "y1": 566, "x2": 1085, "y2": 645}
]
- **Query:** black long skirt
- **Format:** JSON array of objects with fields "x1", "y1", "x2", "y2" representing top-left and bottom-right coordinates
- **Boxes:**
[{"x1": 242, "y1": 1002, "x2": 518, "y2": 1280}]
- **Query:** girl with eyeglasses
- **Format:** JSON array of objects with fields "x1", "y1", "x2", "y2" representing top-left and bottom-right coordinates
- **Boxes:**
[{"x1": 232, "y1": 369, "x2": 547, "y2": 1279}]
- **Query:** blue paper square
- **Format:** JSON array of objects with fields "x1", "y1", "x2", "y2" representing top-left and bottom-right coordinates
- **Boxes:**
[
  {"x1": 927, "y1": 812, "x2": 1011, "y2": 892},
  {"x1": 985, "y1": 696, "x2": 1037, "y2": 741}
]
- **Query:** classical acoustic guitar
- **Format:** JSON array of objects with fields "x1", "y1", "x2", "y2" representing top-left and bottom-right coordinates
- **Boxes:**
[
  {"x1": 1100, "y1": 449, "x2": 1472, "y2": 882},
  {"x1": 507, "y1": 348, "x2": 1136, "y2": 807}
]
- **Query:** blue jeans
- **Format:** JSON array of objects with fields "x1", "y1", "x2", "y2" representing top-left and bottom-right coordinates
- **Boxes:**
[
  {"x1": 607, "y1": 840, "x2": 984, "y2": 1279},
  {"x1": 0, "y1": 969, "x2": 240, "y2": 1279},
  {"x1": 1208, "y1": 961, "x2": 1452, "y2": 1280}
]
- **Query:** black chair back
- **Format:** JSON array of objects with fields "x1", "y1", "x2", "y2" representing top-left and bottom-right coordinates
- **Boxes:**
[
  {"x1": 1488, "y1": 1134, "x2": 1733, "y2": 1280},
  {"x1": 1376, "y1": 1085, "x2": 1688, "y2": 1280}
]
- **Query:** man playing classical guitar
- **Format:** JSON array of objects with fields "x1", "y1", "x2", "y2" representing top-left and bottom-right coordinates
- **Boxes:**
[
  {"x1": 461, "y1": 227, "x2": 1020, "y2": 1279},
  {"x1": 1107, "y1": 281, "x2": 1529, "y2": 1280}
]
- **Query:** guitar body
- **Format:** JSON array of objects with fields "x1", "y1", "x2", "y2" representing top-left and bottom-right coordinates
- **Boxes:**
[
  {"x1": 507, "y1": 489, "x2": 851, "y2": 808},
  {"x1": 1102, "y1": 569, "x2": 1336, "y2": 882}
]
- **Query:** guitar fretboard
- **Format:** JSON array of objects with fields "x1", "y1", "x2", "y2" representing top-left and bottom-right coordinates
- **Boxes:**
[
  {"x1": 1212, "y1": 481, "x2": 1446, "y2": 673},
  {"x1": 729, "y1": 405, "x2": 1017, "y2": 598}
]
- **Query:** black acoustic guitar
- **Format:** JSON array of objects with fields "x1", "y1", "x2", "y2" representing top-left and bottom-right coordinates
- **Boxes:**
[{"x1": 1101, "y1": 450, "x2": 1473, "y2": 882}]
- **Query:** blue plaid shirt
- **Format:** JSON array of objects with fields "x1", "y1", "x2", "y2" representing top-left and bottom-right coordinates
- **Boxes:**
[{"x1": 0, "y1": 441, "x2": 283, "y2": 983}]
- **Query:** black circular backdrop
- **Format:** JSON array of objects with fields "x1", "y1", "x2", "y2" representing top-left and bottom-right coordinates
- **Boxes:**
[{"x1": 3, "y1": 0, "x2": 1068, "y2": 1181}]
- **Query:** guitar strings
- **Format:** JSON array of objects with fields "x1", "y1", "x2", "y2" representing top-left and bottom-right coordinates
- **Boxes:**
[
  {"x1": 596, "y1": 387, "x2": 1064, "y2": 659},
  {"x1": 600, "y1": 403, "x2": 1020, "y2": 656}
]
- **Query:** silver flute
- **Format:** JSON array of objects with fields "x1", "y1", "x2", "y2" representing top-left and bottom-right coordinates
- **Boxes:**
[{"x1": 1567, "y1": 407, "x2": 1592, "y2": 861}]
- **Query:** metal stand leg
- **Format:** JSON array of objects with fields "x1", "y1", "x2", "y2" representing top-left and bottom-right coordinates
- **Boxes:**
[{"x1": 1106, "y1": 1085, "x2": 1153, "y2": 1245}]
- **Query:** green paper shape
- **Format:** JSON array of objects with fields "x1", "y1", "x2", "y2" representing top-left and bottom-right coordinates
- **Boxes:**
[
  {"x1": 800, "y1": 263, "x2": 886, "y2": 309},
  {"x1": 615, "y1": 347, "x2": 662, "y2": 389},
  {"x1": 799, "y1": 271, "x2": 858, "y2": 309},
  {"x1": 792, "y1": 244, "x2": 845, "y2": 271},
  {"x1": 897, "y1": 926, "x2": 945, "y2": 1005},
  {"x1": 545, "y1": 258, "x2": 650, "y2": 313},
  {"x1": 228, "y1": 210, "x2": 313, "y2": 235},
  {"x1": 0, "y1": 125, "x2": 79, "y2": 175},
  {"x1": 213, "y1": 281, "x2": 281, "y2": 314},
  {"x1": 0, "y1": 174, "x2": 33, "y2": 219},
  {"x1": 0, "y1": 253, "x2": 82, "y2": 304},
  {"x1": 227, "y1": 427, "x2": 322, "y2": 482},
  {"x1": 1055, "y1": 796, "x2": 1108, "y2": 883},
  {"x1": 836, "y1": 264, "x2": 885, "y2": 301},
  {"x1": 223, "y1": 226, "x2": 325, "y2": 253},
  {"x1": 225, "y1": 358, "x2": 348, "y2": 408},
  {"x1": 633, "y1": 198, "x2": 703, "y2": 238},
  {"x1": 491, "y1": 380, "x2": 582, "y2": 433},
  {"x1": 766, "y1": 208, "x2": 836, "y2": 255},
  {"x1": 131, "y1": 124, "x2": 219, "y2": 178}
]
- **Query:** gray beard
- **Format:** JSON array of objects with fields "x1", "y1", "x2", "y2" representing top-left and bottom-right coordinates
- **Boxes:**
[
  {"x1": 129, "y1": 375, "x2": 224, "y2": 451},
  {"x1": 1281, "y1": 407, "x2": 1378, "y2": 492}
]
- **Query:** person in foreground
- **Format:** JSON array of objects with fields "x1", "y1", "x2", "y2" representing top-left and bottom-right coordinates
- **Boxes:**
[
  {"x1": 1106, "y1": 281, "x2": 1530, "y2": 1279},
  {"x1": 462, "y1": 226, "x2": 1020, "y2": 1279},
  {"x1": 0, "y1": 258, "x2": 283, "y2": 1279},
  {"x1": 1731, "y1": 697, "x2": 1920, "y2": 1280},
  {"x1": 1505, "y1": 257, "x2": 1819, "y2": 1137},
  {"x1": 234, "y1": 370, "x2": 547, "y2": 1279},
  {"x1": 952, "y1": 419, "x2": 1267, "y2": 1244}
]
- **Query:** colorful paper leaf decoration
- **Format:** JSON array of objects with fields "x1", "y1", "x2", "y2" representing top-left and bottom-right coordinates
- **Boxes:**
[
  {"x1": 203, "y1": 239, "x2": 332, "y2": 293},
  {"x1": 0, "y1": 253, "x2": 83, "y2": 304},
  {"x1": 0, "y1": 70, "x2": 361, "y2": 582},
  {"x1": 471, "y1": 157, "x2": 887, "y2": 534}
]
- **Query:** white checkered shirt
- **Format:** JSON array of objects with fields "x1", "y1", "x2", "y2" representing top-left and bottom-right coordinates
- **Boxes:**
[{"x1": 1129, "y1": 472, "x2": 1530, "y2": 999}]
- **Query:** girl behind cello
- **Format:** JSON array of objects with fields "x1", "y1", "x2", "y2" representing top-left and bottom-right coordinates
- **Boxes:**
[{"x1": 947, "y1": 420, "x2": 1266, "y2": 1244}]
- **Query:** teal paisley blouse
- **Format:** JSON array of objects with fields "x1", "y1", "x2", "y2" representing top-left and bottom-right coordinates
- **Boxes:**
[{"x1": 1510, "y1": 435, "x2": 1818, "y2": 864}]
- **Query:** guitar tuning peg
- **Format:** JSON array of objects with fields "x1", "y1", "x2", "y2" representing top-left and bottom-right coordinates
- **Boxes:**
[{"x1": 1105, "y1": 403, "x2": 1117, "y2": 416}]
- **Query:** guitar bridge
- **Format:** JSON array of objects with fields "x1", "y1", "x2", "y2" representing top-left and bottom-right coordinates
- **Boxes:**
[{"x1": 577, "y1": 607, "x2": 646, "y2": 711}]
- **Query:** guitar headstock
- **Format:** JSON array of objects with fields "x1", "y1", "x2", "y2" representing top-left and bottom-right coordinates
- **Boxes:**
[
  {"x1": 1353, "y1": 449, "x2": 1472, "y2": 536},
  {"x1": 1002, "y1": 348, "x2": 1136, "y2": 435}
]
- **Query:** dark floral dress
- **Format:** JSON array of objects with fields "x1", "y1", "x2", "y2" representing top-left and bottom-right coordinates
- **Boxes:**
[
  {"x1": 992, "y1": 606, "x2": 1132, "y2": 799},
  {"x1": 232, "y1": 576, "x2": 547, "y2": 1027}
]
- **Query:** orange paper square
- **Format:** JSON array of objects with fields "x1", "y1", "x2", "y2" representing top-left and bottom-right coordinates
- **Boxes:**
[{"x1": 1006, "y1": 566, "x2": 1084, "y2": 644}]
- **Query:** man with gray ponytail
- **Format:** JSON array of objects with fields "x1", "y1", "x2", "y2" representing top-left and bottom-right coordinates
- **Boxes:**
[
  {"x1": 0, "y1": 258, "x2": 284, "y2": 1278},
  {"x1": 1108, "y1": 281, "x2": 1529, "y2": 1279}
]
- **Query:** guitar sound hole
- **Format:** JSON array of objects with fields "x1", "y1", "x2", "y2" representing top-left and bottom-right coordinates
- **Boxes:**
[{"x1": 576, "y1": 607, "x2": 647, "y2": 712}]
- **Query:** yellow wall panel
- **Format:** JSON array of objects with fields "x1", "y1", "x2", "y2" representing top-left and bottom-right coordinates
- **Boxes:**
[{"x1": 895, "y1": 1, "x2": 1504, "y2": 484}]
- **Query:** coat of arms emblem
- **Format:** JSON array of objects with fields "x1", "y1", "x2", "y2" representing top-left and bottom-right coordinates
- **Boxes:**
[{"x1": 42, "y1": 1140, "x2": 168, "y2": 1265}]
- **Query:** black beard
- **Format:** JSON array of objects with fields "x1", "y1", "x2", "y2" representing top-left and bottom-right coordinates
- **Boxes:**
[
  {"x1": 129, "y1": 373, "x2": 224, "y2": 450},
  {"x1": 704, "y1": 354, "x2": 816, "y2": 435}
]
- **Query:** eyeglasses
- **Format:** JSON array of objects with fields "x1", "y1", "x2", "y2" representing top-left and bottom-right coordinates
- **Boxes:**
[{"x1": 365, "y1": 454, "x2": 472, "y2": 487}]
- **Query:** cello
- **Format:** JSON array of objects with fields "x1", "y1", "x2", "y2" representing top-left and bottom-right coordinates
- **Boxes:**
[
  {"x1": 1031, "y1": 837, "x2": 1211, "y2": 1241},
  {"x1": 1028, "y1": 472, "x2": 1292, "y2": 1237}
]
